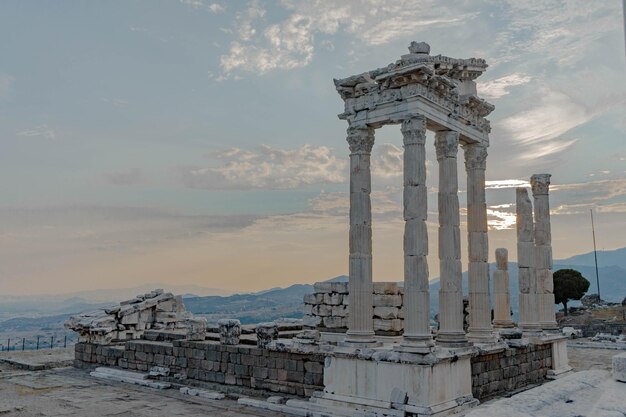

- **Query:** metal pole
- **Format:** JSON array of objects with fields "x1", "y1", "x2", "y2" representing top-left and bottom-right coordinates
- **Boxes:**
[
  {"x1": 36, "y1": 336, "x2": 40, "y2": 350},
  {"x1": 7, "y1": 338, "x2": 10, "y2": 352},
  {"x1": 50, "y1": 336, "x2": 54, "y2": 350},
  {"x1": 591, "y1": 209, "x2": 601, "y2": 300},
  {"x1": 64, "y1": 335, "x2": 67, "y2": 348},
  {"x1": 22, "y1": 338, "x2": 25, "y2": 351}
]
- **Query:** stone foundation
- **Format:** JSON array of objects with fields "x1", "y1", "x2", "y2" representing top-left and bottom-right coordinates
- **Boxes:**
[
  {"x1": 471, "y1": 343, "x2": 552, "y2": 400},
  {"x1": 75, "y1": 337, "x2": 554, "y2": 402},
  {"x1": 75, "y1": 339, "x2": 325, "y2": 397}
]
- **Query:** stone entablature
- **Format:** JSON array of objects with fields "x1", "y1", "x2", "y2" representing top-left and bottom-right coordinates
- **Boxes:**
[{"x1": 334, "y1": 42, "x2": 494, "y2": 144}]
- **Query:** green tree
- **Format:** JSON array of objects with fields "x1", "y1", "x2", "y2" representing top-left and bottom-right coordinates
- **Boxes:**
[{"x1": 554, "y1": 269, "x2": 590, "y2": 316}]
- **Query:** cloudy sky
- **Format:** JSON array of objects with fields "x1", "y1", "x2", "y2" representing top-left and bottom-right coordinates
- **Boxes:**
[{"x1": 0, "y1": 0, "x2": 624, "y2": 296}]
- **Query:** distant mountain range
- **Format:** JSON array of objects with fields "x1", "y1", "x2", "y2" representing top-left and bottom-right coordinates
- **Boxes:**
[{"x1": 1, "y1": 247, "x2": 624, "y2": 331}]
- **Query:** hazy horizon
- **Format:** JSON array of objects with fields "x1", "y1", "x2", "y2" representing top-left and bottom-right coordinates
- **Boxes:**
[{"x1": 1, "y1": 1, "x2": 625, "y2": 296}]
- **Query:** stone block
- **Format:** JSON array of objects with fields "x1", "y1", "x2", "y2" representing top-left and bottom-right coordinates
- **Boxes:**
[
  {"x1": 331, "y1": 305, "x2": 348, "y2": 317},
  {"x1": 303, "y1": 294, "x2": 317, "y2": 304},
  {"x1": 373, "y1": 282, "x2": 399, "y2": 295},
  {"x1": 302, "y1": 315, "x2": 321, "y2": 328},
  {"x1": 323, "y1": 316, "x2": 345, "y2": 329},
  {"x1": 612, "y1": 353, "x2": 626, "y2": 382},
  {"x1": 313, "y1": 304, "x2": 332, "y2": 317},
  {"x1": 373, "y1": 318, "x2": 403, "y2": 332},
  {"x1": 218, "y1": 319, "x2": 241, "y2": 345},
  {"x1": 313, "y1": 282, "x2": 333, "y2": 293},
  {"x1": 373, "y1": 294, "x2": 402, "y2": 307},
  {"x1": 330, "y1": 282, "x2": 348, "y2": 294},
  {"x1": 323, "y1": 293, "x2": 343, "y2": 305},
  {"x1": 373, "y1": 306, "x2": 399, "y2": 319},
  {"x1": 256, "y1": 322, "x2": 278, "y2": 349}
]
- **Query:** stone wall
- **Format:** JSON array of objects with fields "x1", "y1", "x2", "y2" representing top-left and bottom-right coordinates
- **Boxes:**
[
  {"x1": 303, "y1": 282, "x2": 405, "y2": 335},
  {"x1": 75, "y1": 340, "x2": 325, "y2": 397},
  {"x1": 471, "y1": 342, "x2": 553, "y2": 400}
]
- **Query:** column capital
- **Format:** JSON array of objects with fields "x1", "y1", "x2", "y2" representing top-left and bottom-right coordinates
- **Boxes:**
[
  {"x1": 347, "y1": 126, "x2": 375, "y2": 155},
  {"x1": 463, "y1": 143, "x2": 488, "y2": 171},
  {"x1": 530, "y1": 173, "x2": 551, "y2": 195},
  {"x1": 434, "y1": 131, "x2": 459, "y2": 160},
  {"x1": 401, "y1": 116, "x2": 427, "y2": 146}
]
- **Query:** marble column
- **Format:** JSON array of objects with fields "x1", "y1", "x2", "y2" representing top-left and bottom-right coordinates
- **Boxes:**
[
  {"x1": 493, "y1": 248, "x2": 514, "y2": 328},
  {"x1": 463, "y1": 143, "x2": 496, "y2": 344},
  {"x1": 435, "y1": 131, "x2": 467, "y2": 346},
  {"x1": 531, "y1": 174, "x2": 558, "y2": 331},
  {"x1": 345, "y1": 126, "x2": 376, "y2": 344},
  {"x1": 516, "y1": 187, "x2": 541, "y2": 335},
  {"x1": 399, "y1": 116, "x2": 434, "y2": 352}
]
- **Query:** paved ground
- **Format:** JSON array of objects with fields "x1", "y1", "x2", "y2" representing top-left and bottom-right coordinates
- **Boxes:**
[
  {"x1": 0, "y1": 343, "x2": 622, "y2": 417},
  {"x1": 0, "y1": 366, "x2": 289, "y2": 416},
  {"x1": 567, "y1": 344, "x2": 618, "y2": 372},
  {"x1": 0, "y1": 348, "x2": 74, "y2": 370}
]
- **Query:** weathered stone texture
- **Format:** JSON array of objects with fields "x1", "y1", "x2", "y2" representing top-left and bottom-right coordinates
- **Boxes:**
[{"x1": 471, "y1": 343, "x2": 553, "y2": 400}]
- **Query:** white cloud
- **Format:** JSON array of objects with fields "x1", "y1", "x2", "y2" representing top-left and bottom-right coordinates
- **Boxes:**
[
  {"x1": 498, "y1": 88, "x2": 585, "y2": 160},
  {"x1": 477, "y1": 73, "x2": 531, "y2": 100},
  {"x1": 180, "y1": 144, "x2": 346, "y2": 190},
  {"x1": 208, "y1": 3, "x2": 225, "y2": 13},
  {"x1": 180, "y1": 143, "x2": 405, "y2": 190},
  {"x1": 16, "y1": 125, "x2": 57, "y2": 140},
  {"x1": 485, "y1": 179, "x2": 529, "y2": 189},
  {"x1": 487, "y1": 204, "x2": 516, "y2": 230},
  {"x1": 219, "y1": 0, "x2": 479, "y2": 77}
]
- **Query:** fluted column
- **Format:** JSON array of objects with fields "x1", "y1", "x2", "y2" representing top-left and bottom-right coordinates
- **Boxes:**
[
  {"x1": 516, "y1": 187, "x2": 541, "y2": 335},
  {"x1": 345, "y1": 126, "x2": 376, "y2": 344},
  {"x1": 531, "y1": 174, "x2": 558, "y2": 331},
  {"x1": 399, "y1": 116, "x2": 434, "y2": 352},
  {"x1": 493, "y1": 248, "x2": 514, "y2": 328},
  {"x1": 463, "y1": 143, "x2": 496, "y2": 344},
  {"x1": 435, "y1": 131, "x2": 467, "y2": 346}
]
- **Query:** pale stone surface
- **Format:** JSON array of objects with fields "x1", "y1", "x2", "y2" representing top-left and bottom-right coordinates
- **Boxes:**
[
  {"x1": 256, "y1": 322, "x2": 278, "y2": 348},
  {"x1": 435, "y1": 131, "x2": 467, "y2": 347},
  {"x1": 465, "y1": 370, "x2": 626, "y2": 417},
  {"x1": 217, "y1": 319, "x2": 241, "y2": 345},
  {"x1": 531, "y1": 173, "x2": 558, "y2": 331},
  {"x1": 400, "y1": 116, "x2": 434, "y2": 352},
  {"x1": 493, "y1": 248, "x2": 514, "y2": 328},
  {"x1": 516, "y1": 188, "x2": 541, "y2": 335},
  {"x1": 612, "y1": 352, "x2": 626, "y2": 382},
  {"x1": 65, "y1": 290, "x2": 188, "y2": 344},
  {"x1": 322, "y1": 349, "x2": 477, "y2": 416},
  {"x1": 185, "y1": 317, "x2": 207, "y2": 341},
  {"x1": 345, "y1": 126, "x2": 376, "y2": 345},
  {"x1": 334, "y1": 42, "x2": 493, "y2": 144},
  {"x1": 464, "y1": 143, "x2": 495, "y2": 344}
]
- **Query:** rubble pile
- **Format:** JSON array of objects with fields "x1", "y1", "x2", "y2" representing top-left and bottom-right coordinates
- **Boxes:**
[{"x1": 65, "y1": 289, "x2": 192, "y2": 344}]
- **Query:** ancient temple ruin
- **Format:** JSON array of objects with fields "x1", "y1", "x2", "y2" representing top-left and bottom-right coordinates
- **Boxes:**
[{"x1": 66, "y1": 42, "x2": 572, "y2": 417}]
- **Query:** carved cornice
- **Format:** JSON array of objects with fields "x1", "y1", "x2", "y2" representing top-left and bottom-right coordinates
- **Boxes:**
[
  {"x1": 463, "y1": 143, "x2": 488, "y2": 171},
  {"x1": 434, "y1": 131, "x2": 459, "y2": 160},
  {"x1": 401, "y1": 116, "x2": 427, "y2": 146},
  {"x1": 530, "y1": 174, "x2": 551, "y2": 196},
  {"x1": 334, "y1": 42, "x2": 494, "y2": 136},
  {"x1": 347, "y1": 126, "x2": 374, "y2": 154}
]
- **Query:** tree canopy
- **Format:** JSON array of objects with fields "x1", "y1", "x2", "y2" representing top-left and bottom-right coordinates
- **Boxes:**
[{"x1": 554, "y1": 269, "x2": 590, "y2": 316}]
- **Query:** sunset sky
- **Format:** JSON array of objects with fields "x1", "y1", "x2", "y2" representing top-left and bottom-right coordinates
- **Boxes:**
[{"x1": 0, "y1": 0, "x2": 625, "y2": 296}]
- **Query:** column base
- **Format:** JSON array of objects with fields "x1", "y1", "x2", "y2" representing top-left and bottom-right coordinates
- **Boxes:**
[
  {"x1": 436, "y1": 331, "x2": 470, "y2": 348},
  {"x1": 396, "y1": 335, "x2": 435, "y2": 354},
  {"x1": 540, "y1": 322, "x2": 559, "y2": 332},
  {"x1": 467, "y1": 327, "x2": 497, "y2": 344},
  {"x1": 342, "y1": 331, "x2": 380, "y2": 347},
  {"x1": 493, "y1": 320, "x2": 515, "y2": 328}
]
